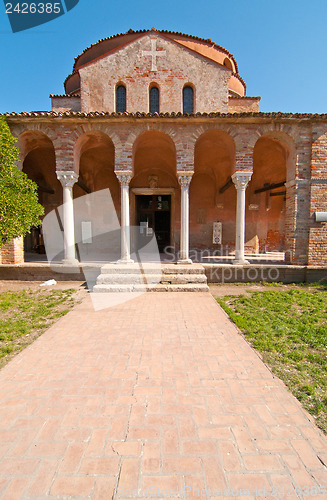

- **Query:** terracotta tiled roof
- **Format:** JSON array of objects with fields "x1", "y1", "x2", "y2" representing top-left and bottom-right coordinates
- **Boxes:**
[
  {"x1": 231, "y1": 74, "x2": 246, "y2": 92},
  {"x1": 72, "y1": 28, "x2": 240, "y2": 72},
  {"x1": 64, "y1": 29, "x2": 247, "y2": 95},
  {"x1": 49, "y1": 94, "x2": 80, "y2": 98},
  {"x1": 64, "y1": 72, "x2": 78, "y2": 90},
  {"x1": 4, "y1": 111, "x2": 327, "y2": 119},
  {"x1": 229, "y1": 96, "x2": 261, "y2": 100}
]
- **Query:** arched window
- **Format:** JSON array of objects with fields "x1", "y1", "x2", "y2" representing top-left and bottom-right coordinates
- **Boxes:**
[
  {"x1": 183, "y1": 86, "x2": 194, "y2": 114},
  {"x1": 149, "y1": 86, "x2": 159, "y2": 114},
  {"x1": 116, "y1": 85, "x2": 126, "y2": 113}
]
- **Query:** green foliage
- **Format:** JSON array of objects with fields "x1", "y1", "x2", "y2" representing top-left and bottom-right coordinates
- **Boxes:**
[
  {"x1": 0, "y1": 115, "x2": 44, "y2": 247},
  {"x1": 218, "y1": 287, "x2": 327, "y2": 434}
]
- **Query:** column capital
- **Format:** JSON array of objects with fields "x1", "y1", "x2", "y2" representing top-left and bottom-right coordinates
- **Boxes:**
[
  {"x1": 177, "y1": 172, "x2": 193, "y2": 187},
  {"x1": 115, "y1": 170, "x2": 133, "y2": 186},
  {"x1": 232, "y1": 171, "x2": 252, "y2": 190},
  {"x1": 56, "y1": 170, "x2": 79, "y2": 188}
]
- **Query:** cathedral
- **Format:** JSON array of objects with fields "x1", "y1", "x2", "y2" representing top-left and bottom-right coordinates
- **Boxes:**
[{"x1": 2, "y1": 28, "x2": 327, "y2": 276}]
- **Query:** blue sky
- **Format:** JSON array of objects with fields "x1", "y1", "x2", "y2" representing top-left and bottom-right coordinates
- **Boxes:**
[{"x1": 0, "y1": 0, "x2": 326, "y2": 114}]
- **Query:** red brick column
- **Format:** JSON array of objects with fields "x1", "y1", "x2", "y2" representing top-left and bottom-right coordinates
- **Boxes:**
[
  {"x1": 308, "y1": 126, "x2": 327, "y2": 266},
  {"x1": 0, "y1": 237, "x2": 24, "y2": 264},
  {"x1": 284, "y1": 130, "x2": 312, "y2": 265}
]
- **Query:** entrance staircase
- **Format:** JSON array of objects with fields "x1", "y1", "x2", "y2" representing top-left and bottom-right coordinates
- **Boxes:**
[{"x1": 93, "y1": 263, "x2": 209, "y2": 292}]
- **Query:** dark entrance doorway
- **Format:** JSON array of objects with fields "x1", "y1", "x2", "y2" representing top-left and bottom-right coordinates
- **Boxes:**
[
  {"x1": 24, "y1": 226, "x2": 45, "y2": 254},
  {"x1": 136, "y1": 195, "x2": 171, "y2": 252}
]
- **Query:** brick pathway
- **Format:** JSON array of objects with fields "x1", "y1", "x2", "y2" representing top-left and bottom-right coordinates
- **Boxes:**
[{"x1": 0, "y1": 293, "x2": 326, "y2": 499}]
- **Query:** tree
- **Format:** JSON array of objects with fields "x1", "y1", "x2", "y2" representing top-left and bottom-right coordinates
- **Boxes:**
[{"x1": 0, "y1": 116, "x2": 44, "y2": 247}]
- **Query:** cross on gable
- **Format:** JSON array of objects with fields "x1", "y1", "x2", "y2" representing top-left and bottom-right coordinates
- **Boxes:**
[{"x1": 141, "y1": 39, "x2": 166, "y2": 72}]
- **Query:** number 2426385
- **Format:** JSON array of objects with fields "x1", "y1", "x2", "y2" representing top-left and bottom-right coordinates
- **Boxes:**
[{"x1": 5, "y1": 3, "x2": 62, "y2": 14}]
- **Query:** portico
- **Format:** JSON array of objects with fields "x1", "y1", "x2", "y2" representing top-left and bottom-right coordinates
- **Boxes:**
[{"x1": 48, "y1": 128, "x2": 254, "y2": 268}]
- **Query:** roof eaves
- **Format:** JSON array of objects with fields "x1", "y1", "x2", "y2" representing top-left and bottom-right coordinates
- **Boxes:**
[
  {"x1": 50, "y1": 94, "x2": 80, "y2": 98},
  {"x1": 4, "y1": 111, "x2": 327, "y2": 119},
  {"x1": 229, "y1": 96, "x2": 261, "y2": 100}
]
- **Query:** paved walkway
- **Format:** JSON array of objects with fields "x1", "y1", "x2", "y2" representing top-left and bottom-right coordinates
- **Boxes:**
[{"x1": 0, "y1": 293, "x2": 326, "y2": 500}]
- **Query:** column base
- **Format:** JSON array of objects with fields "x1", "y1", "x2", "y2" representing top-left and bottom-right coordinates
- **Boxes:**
[
  {"x1": 233, "y1": 259, "x2": 250, "y2": 265},
  {"x1": 116, "y1": 258, "x2": 135, "y2": 264},
  {"x1": 62, "y1": 258, "x2": 79, "y2": 267},
  {"x1": 177, "y1": 258, "x2": 193, "y2": 265}
]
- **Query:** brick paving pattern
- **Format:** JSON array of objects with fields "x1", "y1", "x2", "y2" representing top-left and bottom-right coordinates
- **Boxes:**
[{"x1": 0, "y1": 292, "x2": 326, "y2": 499}]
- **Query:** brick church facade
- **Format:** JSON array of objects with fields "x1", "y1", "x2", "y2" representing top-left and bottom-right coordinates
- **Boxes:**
[{"x1": 2, "y1": 29, "x2": 327, "y2": 268}]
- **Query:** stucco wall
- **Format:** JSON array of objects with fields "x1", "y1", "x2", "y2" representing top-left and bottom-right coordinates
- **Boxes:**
[{"x1": 51, "y1": 96, "x2": 81, "y2": 113}]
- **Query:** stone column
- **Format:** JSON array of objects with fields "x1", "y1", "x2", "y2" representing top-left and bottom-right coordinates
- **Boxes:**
[
  {"x1": 56, "y1": 171, "x2": 79, "y2": 265},
  {"x1": 232, "y1": 171, "x2": 252, "y2": 265},
  {"x1": 115, "y1": 171, "x2": 134, "y2": 263},
  {"x1": 177, "y1": 173, "x2": 193, "y2": 264}
]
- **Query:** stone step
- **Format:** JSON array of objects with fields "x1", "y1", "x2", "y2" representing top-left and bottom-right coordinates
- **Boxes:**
[
  {"x1": 96, "y1": 273, "x2": 207, "y2": 285},
  {"x1": 100, "y1": 263, "x2": 159, "y2": 275},
  {"x1": 93, "y1": 283, "x2": 209, "y2": 293},
  {"x1": 160, "y1": 274, "x2": 207, "y2": 284},
  {"x1": 97, "y1": 274, "x2": 158, "y2": 285},
  {"x1": 94, "y1": 262, "x2": 209, "y2": 292},
  {"x1": 161, "y1": 264, "x2": 206, "y2": 275},
  {"x1": 100, "y1": 263, "x2": 206, "y2": 275}
]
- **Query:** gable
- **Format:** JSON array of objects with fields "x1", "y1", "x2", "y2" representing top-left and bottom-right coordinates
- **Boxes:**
[{"x1": 78, "y1": 33, "x2": 231, "y2": 113}]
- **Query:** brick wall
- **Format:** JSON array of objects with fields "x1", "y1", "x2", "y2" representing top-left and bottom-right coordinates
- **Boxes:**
[
  {"x1": 308, "y1": 126, "x2": 327, "y2": 265},
  {"x1": 0, "y1": 237, "x2": 24, "y2": 264},
  {"x1": 79, "y1": 34, "x2": 231, "y2": 114},
  {"x1": 228, "y1": 97, "x2": 260, "y2": 113}
]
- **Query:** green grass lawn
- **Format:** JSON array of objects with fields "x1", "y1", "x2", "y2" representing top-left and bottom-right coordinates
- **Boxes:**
[
  {"x1": 217, "y1": 284, "x2": 327, "y2": 434},
  {"x1": 0, "y1": 288, "x2": 77, "y2": 368}
]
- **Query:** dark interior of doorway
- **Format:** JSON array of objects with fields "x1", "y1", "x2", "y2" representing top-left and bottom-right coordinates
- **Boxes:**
[
  {"x1": 24, "y1": 226, "x2": 45, "y2": 254},
  {"x1": 136, "y1": 195, "x2": 171, "y2": 253}
]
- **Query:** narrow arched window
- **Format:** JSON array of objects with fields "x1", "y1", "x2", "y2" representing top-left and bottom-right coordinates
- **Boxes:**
[
  {"x1": 149, "y1": 86, "x2": 159, "y2": 114},
  {"x1": 183, "y1": 86, "x2": 194, "y2": 114},
  {"x1": 116, "y1": 85, "x2": 126, "y2": 113}
]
